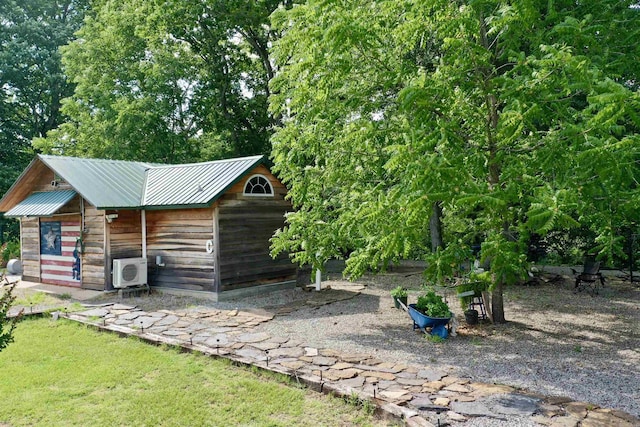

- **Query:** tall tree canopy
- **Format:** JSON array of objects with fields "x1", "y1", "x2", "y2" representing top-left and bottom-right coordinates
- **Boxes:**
[
  {"x1": 36, "y1": 0, "x2": 291, "y2": 163},
  {"x1": 270, "y1": 0, "x2": 640, "y2": 322},
  {"x1": 0, "y1": 0, "x2": 89, "y2": 240}
]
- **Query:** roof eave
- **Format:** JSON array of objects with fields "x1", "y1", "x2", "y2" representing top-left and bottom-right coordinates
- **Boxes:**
[{"x1": 141, "y1": 203, "x2": 211, "y2": 211}]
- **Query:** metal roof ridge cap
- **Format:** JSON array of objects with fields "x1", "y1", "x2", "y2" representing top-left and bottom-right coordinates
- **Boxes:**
[
  {"x1": 141, "y1": 166, "x2": 152, "y2": 206},
  {"x1": 40, "y1": 154, "x2": 126, "y2": 163},
  {"x1": 145, "y1": 154, "x2": 264, "y2": 170}
]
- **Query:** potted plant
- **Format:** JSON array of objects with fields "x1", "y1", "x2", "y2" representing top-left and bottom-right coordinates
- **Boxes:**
[{"x1": 390, "y1": 286, "x2": 408, "y2": 309}]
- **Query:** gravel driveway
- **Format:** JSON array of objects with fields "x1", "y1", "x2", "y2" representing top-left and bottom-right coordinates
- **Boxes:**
[{"x1": 127, "y1": 269, "x2": 640, "y2": 419}]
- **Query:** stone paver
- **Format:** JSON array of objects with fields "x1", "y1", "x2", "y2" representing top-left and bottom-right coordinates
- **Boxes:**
[{"x1": 65, "y1": 303, "x2": 640, "y2": 427}]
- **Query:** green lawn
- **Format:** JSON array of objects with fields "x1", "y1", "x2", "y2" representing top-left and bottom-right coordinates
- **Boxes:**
[{"x1": 0, "y1": 318, "x2": 390, "y2": 426}]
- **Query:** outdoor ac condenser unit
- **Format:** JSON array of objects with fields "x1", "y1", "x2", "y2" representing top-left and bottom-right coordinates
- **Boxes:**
[{"x1": 112, "y1": 257, "x2": 147, "y2": 288}]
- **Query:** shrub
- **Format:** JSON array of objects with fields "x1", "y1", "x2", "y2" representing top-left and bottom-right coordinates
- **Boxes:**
[
  {"x1": 390, "y1": 286, "x2": 408, "y2": 298},
  {"x1": 1, "y1": 240, "x2": 20, "y2": 264},
  {"x1": 1, "y1": 283, "x2": 20, "y2": 352}
]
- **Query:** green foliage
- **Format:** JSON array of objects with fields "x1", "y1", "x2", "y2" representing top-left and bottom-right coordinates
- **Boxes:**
[
  {"x1": 35, "y1": 0, "x2": 289, "y2": 163},
  {"x1": 0, "y1": 0, "x2": 88, "y2": 241},
  {"x1": 457, "y1": 279, "x2": 489, "y2": 310},
  {"x1": 1, "y1": 240, "x2": 20, "y2": 264},
  {"x1": 415, "y1": 290, "x2": 450, "y2": 319},
  {"x1": 390, "y1": 286, "x2": 408, "y2": 299},
  {"x1": 481, "y1": 235, "x2": 528, "y2": 287},
  {"x1": 269, "y1": 0, "x2": 640, "y2": 323},
  {"x1": 0, "y1": 0, "x2": 88, "y2": 156},
  {"x1": 0, "y1": 283, "x2": 20, "y2": 352},
  {"x1": 424, "y1": 242, "x2": 473, "y2": 286}
]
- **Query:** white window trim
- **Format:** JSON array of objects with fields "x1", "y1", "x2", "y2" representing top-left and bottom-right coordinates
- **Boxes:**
[{"x1": 243, "y1": 174, "x2": 274, "y2": 197}]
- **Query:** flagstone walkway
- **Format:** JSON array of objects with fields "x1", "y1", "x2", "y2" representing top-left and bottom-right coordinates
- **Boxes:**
[{"x1": 65, "y1": 304, "x2": 639, "y2": 427}]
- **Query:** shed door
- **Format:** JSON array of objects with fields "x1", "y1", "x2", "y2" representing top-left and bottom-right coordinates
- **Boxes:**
[{"x1": 40, "y1": 217, "x2": 82, "y2": 287}]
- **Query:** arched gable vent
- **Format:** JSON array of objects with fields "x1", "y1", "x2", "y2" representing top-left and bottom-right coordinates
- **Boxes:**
[{"x1": 243, "y1": 174, "x2": 273, "y2": 196}]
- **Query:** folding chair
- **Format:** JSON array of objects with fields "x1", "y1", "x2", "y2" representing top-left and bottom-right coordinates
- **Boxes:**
[{"x1": 571, "y1": 257, "x2": 605, "y2": 296}]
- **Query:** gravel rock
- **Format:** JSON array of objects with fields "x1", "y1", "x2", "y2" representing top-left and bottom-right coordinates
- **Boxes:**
[{"x1": 102, "y1": 272, "x2": 640, "y2": 420}]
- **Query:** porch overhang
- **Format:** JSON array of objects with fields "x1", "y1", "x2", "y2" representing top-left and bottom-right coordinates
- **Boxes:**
[{"x1": 4, "y1": 190, "x2": 77, "y2": 218}]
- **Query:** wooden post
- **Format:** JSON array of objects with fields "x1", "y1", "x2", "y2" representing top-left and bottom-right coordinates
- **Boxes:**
[
  {"x1": 36, "y1": 218, "x2": 41, "y2": 282},
  {"x1": 481, "y1": 291, "x2": 493, "y2": 323},
  {"x1": 141, "y1": 210, "x2": 147, "y2": 259},
  {"x1": 104, "y1": 212, "x2": 111, "y2": 290},
  {"x1": 212, "y1": 205, "x2": 221, "y2": 293}
]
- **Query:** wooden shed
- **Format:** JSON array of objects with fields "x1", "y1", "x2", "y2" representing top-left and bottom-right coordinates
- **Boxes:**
[{"x1": 0, "y1": 155, "x2": 297, "y2": 300}]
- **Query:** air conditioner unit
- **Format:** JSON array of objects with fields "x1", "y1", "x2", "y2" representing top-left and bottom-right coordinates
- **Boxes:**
[{"x1": 112, "y1": 257, "x2": 148, "y2": 288}]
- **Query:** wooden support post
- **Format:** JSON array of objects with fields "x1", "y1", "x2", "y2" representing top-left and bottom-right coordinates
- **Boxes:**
[{"x1": 481, "y1": 291, "x2": 493, "y2": 323}]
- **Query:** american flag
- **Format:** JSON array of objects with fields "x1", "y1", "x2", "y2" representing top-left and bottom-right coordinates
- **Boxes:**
[{"x1": 41, "y1": 221, "x2": 81, "y2": 287}]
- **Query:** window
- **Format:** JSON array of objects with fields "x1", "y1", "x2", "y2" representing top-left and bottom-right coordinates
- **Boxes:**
[{"x1": 243, "y1": 174, "x2": 273, "y2": 196}]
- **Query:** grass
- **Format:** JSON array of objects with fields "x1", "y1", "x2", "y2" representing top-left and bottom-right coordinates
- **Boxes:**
[
  {"x1": 0, "y1": 319, "x2": 390, "y2": 427},
  {"x1": 12, "y1": 288, "x2": 85, "y2": 314},
  {"x1": 13, "y1": 290, "x2": 61, "y2": 308}
]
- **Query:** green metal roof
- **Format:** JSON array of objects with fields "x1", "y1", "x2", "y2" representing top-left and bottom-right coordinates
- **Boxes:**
[
  {"x1": 5, "y1": 154, "x2": 267, "y2": 211},
  {"x1": 39, "y1": 155, "x2": 151, "y2": 209},
  {"x1": 143, "y1": 155, "x2": 264, "y2": 208},
  {"x1": 4, "y1": 190, "x2": 77, "y2": 217}
]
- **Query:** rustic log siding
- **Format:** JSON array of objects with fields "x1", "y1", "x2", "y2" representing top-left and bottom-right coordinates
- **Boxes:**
[
  {"x1": 81, "y1": 204, "x2": 106, "y2": 290},
  {"x1": 108, "y1": 210, "x2": 142, "y2": 260},
  {"x1": 146, "y1": 208, "x2": 215, "y2": 292},
  {"x1": 217, "y1": 167, "x2": 295, "y2": 291},
  {"x1": 20, "y1": 217, "x2": 40, "y2": 282}
]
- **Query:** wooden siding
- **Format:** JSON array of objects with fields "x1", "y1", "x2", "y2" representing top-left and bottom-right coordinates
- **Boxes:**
[
  {"x1": 96, "y1": 209, "x2": 143, "y2": 290},
  {"x1": 0, "y1": 159, "x2": 76, "y2": 212},
  {"x1": 217, "y1": 167, "x2": 295, "y2": 291},
  {"x1": 146, "y1": 208, "x2": 215, "y2": 292},
  {"x1": 0, "y1": 160, "x2": 52, "y2": 211},
  {"x1": 20, "y1": 217, "x2": 40, "y2": 282},
  {"x1": 81, "y1": 204, "x2": 106, "y2": 290},
  {"x1": 108, "y1": 210, "x2": 142, "y2": 260}
]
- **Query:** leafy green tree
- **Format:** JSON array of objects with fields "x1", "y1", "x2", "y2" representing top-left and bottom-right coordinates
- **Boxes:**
[
  {"x1": 37, "y1": 0, "x2": 292, "y2": 163},
  {"x1": 0, "y1": 0, "x2": 89, "y2": 241},
  {"x1": 270, "y1": 0, "x2": 640, "y2": 323}
]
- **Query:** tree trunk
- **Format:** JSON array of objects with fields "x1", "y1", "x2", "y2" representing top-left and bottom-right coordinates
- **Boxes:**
[
  {"x1": 429, "y1": 201, "x2": 444, "y2": 252},
  {"x1": 491, "y1": 280, "x2": 506, "y2": 323}
]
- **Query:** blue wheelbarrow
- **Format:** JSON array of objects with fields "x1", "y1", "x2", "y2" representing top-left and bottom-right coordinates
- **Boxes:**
[{"x1": 399, "y1": 301, "x2": 452, "y2": 339}]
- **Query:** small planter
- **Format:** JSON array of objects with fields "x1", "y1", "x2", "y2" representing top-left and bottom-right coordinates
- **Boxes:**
[
  {"x1": 390, "y1": 286, "x2": 408, "y2": 309},
  {"x1": 464, "y1": 309, "x2": 479, "y2": 325},
  {"x1": 393, "y1": 296, "x2": 408, "y2": 309}
]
